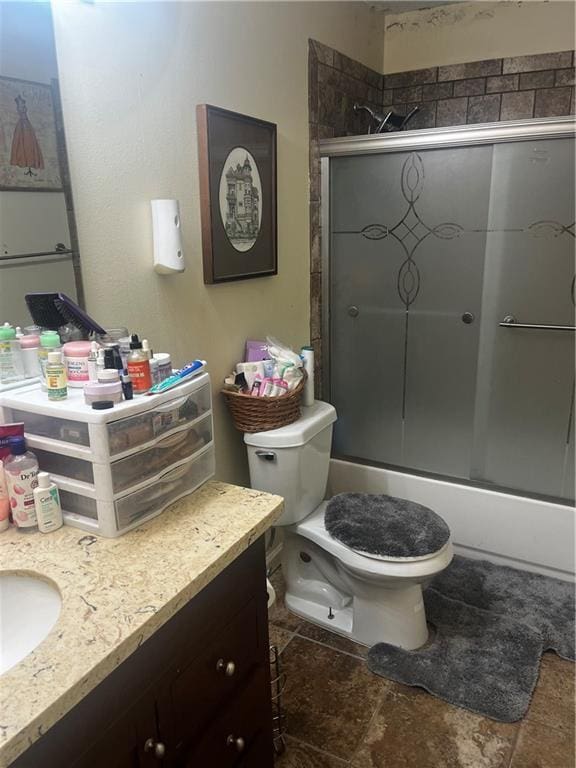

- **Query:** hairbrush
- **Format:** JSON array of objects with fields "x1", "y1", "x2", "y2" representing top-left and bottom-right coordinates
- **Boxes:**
[{"x1": 25, "y1": 293, "x2": 107, "y2": 335}]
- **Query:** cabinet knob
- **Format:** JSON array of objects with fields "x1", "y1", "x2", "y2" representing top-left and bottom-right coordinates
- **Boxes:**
[
  {"x1": 144, "y1": 738, "x2": 166, "y2": 759},
  {"x1": 226, "y1": 734, "x2": 245, "y2": 753},
  {"x1": 216, "y1": 658, "x2": 236, "y2": 677}
]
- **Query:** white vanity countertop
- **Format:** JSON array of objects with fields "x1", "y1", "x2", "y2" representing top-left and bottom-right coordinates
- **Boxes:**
[{"x1": 0, "y1": 481, "x2": 283, "y2": 767}]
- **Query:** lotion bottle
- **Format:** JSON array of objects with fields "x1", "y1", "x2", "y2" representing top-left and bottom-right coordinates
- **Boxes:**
[
  {"x1": 34, "y1": 472, "x2": 63, "y2": 533},
  {"x1": 4, "y1": 437, "x2": 39, "y2": 532}
]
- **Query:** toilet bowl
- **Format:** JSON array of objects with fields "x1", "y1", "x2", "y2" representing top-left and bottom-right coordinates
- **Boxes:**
[{"x1": 245, "y1": 401, "x2": 453, "y2": 649}]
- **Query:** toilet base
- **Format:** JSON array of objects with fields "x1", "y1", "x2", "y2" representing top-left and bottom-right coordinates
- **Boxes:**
[{"x1": 282, "y1": 533, "x2": 430, "y2": 650}]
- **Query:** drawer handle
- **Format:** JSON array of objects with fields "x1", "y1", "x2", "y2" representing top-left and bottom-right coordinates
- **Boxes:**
[
  {"x1": 216, "y1": 658, "x2": 236, "y2": 677},
  {"x1": 153, "y1": 395, "x2": 190, "y2": 413},
  {"x1": 156, "y1": 430, "x2": 191, "y2": 449},
  {"x1": 144, "y1": 738, "x2": 166, "y2": 759},
  {"x1": 226, "y1": 735, "x2": 245, "y2": 753}
]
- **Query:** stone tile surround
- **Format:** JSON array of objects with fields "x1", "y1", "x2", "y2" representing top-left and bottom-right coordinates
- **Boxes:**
[
  {"x1": 384, "y1": 50, "x2": 575, "y2": 128},
  {"x1": 308, "y1": 42, "x2": 575, "y2": 395}
]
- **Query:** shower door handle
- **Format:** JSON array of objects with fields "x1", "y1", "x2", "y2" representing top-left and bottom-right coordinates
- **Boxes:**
[{"x1": 499, "y1": 315, "x2": 576, "y2": 331}]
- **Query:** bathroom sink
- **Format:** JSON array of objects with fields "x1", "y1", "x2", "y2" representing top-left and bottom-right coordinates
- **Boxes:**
[{"x1": 0, "y1": 572, "x2": 61, "y2": 675}]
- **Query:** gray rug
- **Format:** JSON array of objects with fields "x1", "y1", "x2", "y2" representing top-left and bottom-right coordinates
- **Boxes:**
[
  {"x1": 325, "y1": 493, "x2": 450, "y2": 559},
  {"x1": 431, "y1": 555, "x2": 575, "y2": 660},
  {"x1": 368, "y1": 557, "x2": 575, "y2": 722}
]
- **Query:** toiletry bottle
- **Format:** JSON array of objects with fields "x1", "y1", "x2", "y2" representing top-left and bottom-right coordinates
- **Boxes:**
[
  {"x1": 33, "y1": 472, "x2": 63, "y2": 534},
  {"x1": 301, "y1": 346, "x2": 315, "y2": 407},
  {"x1": 38, "y1": 330, "x2": 61, "y2": 390},
  {"x1": 121, "y1": 373, "x2": 134, "y2": 400},
  {"x1": 46, "y1": 351, "x2": 68, "y2": 401},
  {"x1": 62, "y1": 340, "x2": 92, "y2": 387},
  {"x1": 149, "y1": 357, "x2": 160, "y2": 385},
  {"x1": 0, "y1": 323, "x2": 24, "y2": 384},
  {"x1": 154, "y1": 353, "x2": 172, "y2": 381},
  {"x1": 4, "y1": 437, "x2": 39, "y2": 533},
  {"x1": 0, "y1": 462, "x2": 10, "y2": 532},
  {"x1": 19, "y1": 334, "x2": 41, "y2": 379},
  {"x1": 96, "y1": 348, "x2": 106, "y2": 376},
  {"x1": 87, "y1": 341, "x2": 99, "y2": 382},
  {"x1": 98, "y1": 368, "x2": 120, "y2": 384},
  {"x1": 142, "y1": 339, "x2": 152, "y2": 360},
  {"x1": 127, "y1": 334, "x2": 152, "y2": 393}
]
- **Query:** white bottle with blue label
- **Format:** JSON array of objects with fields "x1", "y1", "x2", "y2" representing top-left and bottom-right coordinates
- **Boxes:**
[{"x1": 33, "y1": 472, "x2": 63, "y2": 534}]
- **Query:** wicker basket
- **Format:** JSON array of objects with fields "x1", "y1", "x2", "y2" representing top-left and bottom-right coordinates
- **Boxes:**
[{"x1": 222, "y1": 375, "x2": 305, "y2": 433}]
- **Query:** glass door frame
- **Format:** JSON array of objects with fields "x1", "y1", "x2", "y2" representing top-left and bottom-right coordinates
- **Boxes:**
[{"x1": 319, "y1": 116, "x2": 575, "y2": 501}]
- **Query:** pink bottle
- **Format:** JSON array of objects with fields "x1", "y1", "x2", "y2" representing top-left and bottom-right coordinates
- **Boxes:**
[{"x1": 4, "y1": 437, "x2": 39, "y2": 533}]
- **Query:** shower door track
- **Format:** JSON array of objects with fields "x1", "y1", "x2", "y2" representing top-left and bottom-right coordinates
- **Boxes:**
[{"x1": 319, "y1": 116, "x2": 576, "y2": 501}]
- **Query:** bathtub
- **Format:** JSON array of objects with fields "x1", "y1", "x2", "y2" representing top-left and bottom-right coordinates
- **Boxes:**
[{"x1": 328, "y1": 459, "x2": 575, "y2": 582}]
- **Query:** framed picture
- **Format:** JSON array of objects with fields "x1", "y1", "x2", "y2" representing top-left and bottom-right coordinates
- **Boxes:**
[
  {"x1": 197, "y1": 104, "x2": 277, "y2": 283},
  {"x1": 0, "y1": 76, "x2": 62, "y2": 192}
]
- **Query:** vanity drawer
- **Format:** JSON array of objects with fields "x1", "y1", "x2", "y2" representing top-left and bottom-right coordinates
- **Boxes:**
[
  {"x1": 161, "y1": 596, "x2": 263, "y2": 752},
  {"x1": 9, "y1": 408, "x2": 90, "y2": 446},
  {"x1": 115, "y1": 444, "x2": 215, "y2": 529},
  {"x1": 111, "y1": 413, "x2": 212, "y2": 491},
  {"x1": 2, "y1": 373, "x2": 212, "y2": 464},
  {"x1": 59, "y1": 444, "x2": 215, "y2": 537},
  {"x1": 33, "y1": 413, "x2": 213, "y2": 494},
  {"x1": 106, "y1": 383, "x2": 211, "y2": 457}
]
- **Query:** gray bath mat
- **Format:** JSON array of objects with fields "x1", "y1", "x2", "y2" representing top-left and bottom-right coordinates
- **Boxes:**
[
  {"x1": 431, "y1": 555, "x2": 575, "y2": 660},
  {"x1": 325, "y1": 493, "x2": 450, "y2": 559},
  {"x1": 368, "y1": 588, "x2": 544, "y2": 722}
]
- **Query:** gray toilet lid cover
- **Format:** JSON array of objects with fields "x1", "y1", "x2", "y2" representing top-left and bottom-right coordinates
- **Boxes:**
[{"x1": 324, "y1": 493, "x2": 450, "y2": 560}]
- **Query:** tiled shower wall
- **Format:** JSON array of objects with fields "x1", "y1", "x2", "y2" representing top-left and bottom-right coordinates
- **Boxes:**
[
  {"x1": 308, "y1": 41, "x2": 575, "y2": 394},
  {"x1": 308, "y1": 40, "x2": 385, "y2": 394}
]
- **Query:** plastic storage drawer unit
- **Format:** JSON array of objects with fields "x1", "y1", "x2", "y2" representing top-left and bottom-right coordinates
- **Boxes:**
[{"x1": 0, "y1": 372, "x2": 215, "y2": 537}]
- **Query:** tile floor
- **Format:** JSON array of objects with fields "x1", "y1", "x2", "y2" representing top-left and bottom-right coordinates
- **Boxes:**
[{"x1": 268, "y1": 567, "x2": 576, "y2": 768}]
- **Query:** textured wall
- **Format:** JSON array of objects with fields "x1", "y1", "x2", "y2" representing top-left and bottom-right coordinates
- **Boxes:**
[
  {"x1": 51, "y1": 2, "x2": 385, "y2": 486},
  {"x1": 383, "y1": 1, "x2": 576, "y2": 73}
]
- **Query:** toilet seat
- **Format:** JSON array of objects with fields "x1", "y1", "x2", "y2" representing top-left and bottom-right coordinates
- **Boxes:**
[
  {"x1": 294, "y1": 502, "x2": 452, "y2": 582},
  {"x1": 325, "y1": 492, "x2": 451, "y2": 560}
]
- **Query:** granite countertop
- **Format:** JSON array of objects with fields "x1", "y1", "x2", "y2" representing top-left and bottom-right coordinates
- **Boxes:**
[{"x1": 0, "y1": 481, "x2": 283, "y2": 767}]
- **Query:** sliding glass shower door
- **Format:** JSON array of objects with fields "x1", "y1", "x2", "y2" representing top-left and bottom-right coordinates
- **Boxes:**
[{"x1": 328, "y1": 129, "x2": 575, "y2": 503}]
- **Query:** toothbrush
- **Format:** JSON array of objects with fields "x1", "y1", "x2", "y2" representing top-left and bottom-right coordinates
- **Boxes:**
[{"x1": 146, "y1": 360, "x2": 206, "y2": 395}]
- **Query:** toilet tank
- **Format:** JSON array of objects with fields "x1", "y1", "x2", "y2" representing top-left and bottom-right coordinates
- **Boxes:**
[{"x1": 244, "y1": 401, "x2": 337, "y2": 526}]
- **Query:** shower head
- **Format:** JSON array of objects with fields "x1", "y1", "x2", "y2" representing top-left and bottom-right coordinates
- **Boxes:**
[{"x1": 353, "y1": 102, "x2": 420, "y2": 134}]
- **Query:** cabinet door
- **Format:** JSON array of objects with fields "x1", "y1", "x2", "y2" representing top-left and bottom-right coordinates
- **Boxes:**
[
  {"x1": 156, "y1": 596, "x2": 264, "y2": 758},
  {"x1": 70, "y1": 693, "x2": 161, "y2": 768},
  {"x1": 176, "y1": 666, "x2": 273, "y2": 768}
]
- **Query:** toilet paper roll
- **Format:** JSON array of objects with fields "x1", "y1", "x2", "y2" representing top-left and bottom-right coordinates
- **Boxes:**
[
  {"x1": 266, "y1": 577, "x2": 276, "y2": 609},
  {"x1": 151, "y1": 199, "x2": 185, "y2": 274}
]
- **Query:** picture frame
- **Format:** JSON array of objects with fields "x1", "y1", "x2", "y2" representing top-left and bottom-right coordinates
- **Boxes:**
[
  {"x1": 0, "y1": 76, "x2": 62, "y2": 192},
  {"x1": 197, "y1": 104, "x2": 277, "y2": 283}
]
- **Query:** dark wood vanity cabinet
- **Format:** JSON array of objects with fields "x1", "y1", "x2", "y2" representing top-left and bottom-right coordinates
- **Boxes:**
[{"x1": 12, "y1": 538, "x2": 274, "y2": 768}]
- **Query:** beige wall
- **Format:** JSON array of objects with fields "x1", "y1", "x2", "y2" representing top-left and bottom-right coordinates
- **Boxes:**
[
  {"x1": 383, "y1": 1, "x2": 576, "y2": 73},
  {"x1": 51, "y1": 2, "x2": 384, "y2": 486}
]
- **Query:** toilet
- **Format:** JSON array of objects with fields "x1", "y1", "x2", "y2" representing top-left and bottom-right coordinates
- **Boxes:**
[{"x1": 245, "y1": 401, "x2": 453, "y2": 650}]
